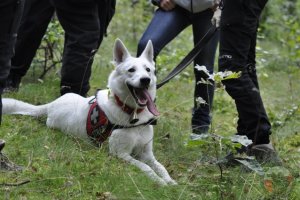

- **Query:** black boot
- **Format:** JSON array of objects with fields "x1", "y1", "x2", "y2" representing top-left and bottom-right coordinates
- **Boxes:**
[
  {"x1": 4, "y1": 72, "x2": 22, "y2": 92},
  {"x1": 0, "y1": 140, "x2": 23, "y2": 171}
]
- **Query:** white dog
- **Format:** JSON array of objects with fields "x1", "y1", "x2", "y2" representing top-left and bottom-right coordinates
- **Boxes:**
[{"x1": 2, "y1": 39, "x2": 177, "y2": 185}]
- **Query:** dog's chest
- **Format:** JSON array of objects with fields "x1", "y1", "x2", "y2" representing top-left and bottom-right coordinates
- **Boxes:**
[
  {"x1": 134, "y1": 127, "x2": 153, "y2": 144},
  {"x1": 121, "y1": 125, "x2": 153, "y2": 156}
]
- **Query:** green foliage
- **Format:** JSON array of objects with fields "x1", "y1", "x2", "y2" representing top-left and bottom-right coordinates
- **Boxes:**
[
  {"x1": 31, "y1": 17, "x2": 64, "y2": 80},
  {"x1": 42, "y1": 18, "x2": 64, "y2": 44},
  {"x1": 261, "y1": 0, "x2": 300, "y2": 67},
  {"x1": 109, "y1": 1, "x2": 154, "y2": 45},
  {"x1": 186, "y1": 133, "x2": 266, "y2": 176}
]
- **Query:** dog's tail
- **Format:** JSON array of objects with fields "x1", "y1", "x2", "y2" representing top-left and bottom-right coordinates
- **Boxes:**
[{"x1": 2, "y1": 98, "x2": 49, "y2": 117}]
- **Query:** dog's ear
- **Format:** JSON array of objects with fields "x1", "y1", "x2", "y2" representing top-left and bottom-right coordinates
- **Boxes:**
[
  {"x1": 140, "y1": 40, "x2": 154, "y2": 63},
  {"x1": 113, "y1": 39, "x2": 131, "y2": 65}
]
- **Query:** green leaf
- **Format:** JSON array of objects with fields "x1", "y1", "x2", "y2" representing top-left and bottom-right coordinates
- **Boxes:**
[
  {"x1": 230, "y1": 135, "x2": 253, "y2": 147},
  {"x1": 186, "y1": 139, "x2": 207, "y2": 148}
]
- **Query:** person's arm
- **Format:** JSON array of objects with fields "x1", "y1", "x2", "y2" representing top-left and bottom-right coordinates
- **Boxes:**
[
  {"x1": 152, "y1": 0, "x2": 176, "y2": 11},
  {"x1": 151, "y1": 0, "x2": 161, "y2": 6}
]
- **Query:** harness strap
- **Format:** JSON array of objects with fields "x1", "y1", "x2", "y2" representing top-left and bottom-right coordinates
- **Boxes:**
[
  {"x1": 108, "y1": 118, "x2": 157, "y2": 130},
  {"x1": 86, "y1": 97, "x2": 156, "y2": 146}
]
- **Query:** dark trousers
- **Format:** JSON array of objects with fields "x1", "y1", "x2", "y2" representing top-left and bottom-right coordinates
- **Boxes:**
[
  {"x1": 137, "y1": 8, "x2": 219, "y2": 133},
  {"x1": 11, "y1": 0, "x2": 54, "y2": 79},
  {"x1": 0, "y1": 0, "x2": 24, "y2": 124},
  {"x1": 219, "y1": 0, "x2": 270, "y2": 144},
  {"x1": 10, "y1": 0, "x2": 115, "y2": 96}
]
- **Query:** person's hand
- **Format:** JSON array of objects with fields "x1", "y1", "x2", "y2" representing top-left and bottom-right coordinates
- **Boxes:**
[
  {"x1": 160, "y1": 0, "x2": 176, "y2": 11},
  {"x1": 211, "y1": 7, "x2": 221, "y2": 27}
]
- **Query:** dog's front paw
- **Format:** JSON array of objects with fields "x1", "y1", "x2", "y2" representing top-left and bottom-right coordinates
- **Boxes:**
[
  {"x1": 167, "y1": 179, "x2": 177, "y2": 185},
  {"x1": 157, "y1": 178, "x2": 168, "y2": 186}
]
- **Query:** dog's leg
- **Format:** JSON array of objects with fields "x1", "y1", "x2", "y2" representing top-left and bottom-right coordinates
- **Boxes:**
[
  {"x1": 140, "y1": 152, "x2": 177, "y2": 185},
  {"x1": 117, "y1": 153, "x2": 167, "y2": 186}
]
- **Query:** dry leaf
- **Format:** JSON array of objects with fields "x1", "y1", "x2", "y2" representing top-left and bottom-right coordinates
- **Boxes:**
[
  {"x1": 264, "y1": 179, "x2": 273, "y2": 192},
  {"x1": 286, "y1": 175, "x2": 294, "y2": 184}
]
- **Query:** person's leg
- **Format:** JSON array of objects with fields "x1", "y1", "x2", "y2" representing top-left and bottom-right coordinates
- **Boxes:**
[
  {"x1": 7, "y1": 0, "x2": 54, "y2": 90},
  {"x1": 191, "y1": 9, "x2": 219, "y2": 133},
  {"x1": 51, "y1": 0, "x2": 101, "y2": 96},
  {"x1": 236, "y1": 28, "x2": 259, "y2": 133},
  {"x1": 246, "y1": 29, "x2": 259, "y2": 89},
  {"x1": 0, "y1": 0, "x2": 24, "y2": 123},
  {"x1": 0, "y1": 1, "x2": 25, "y2": 171},
  {"x1": 137, "y1": 7, "x2": 190, "y2": 58},
  {"x1": 219, "y1": 0, "x2": 270, "y2": 145},
  {"x1": 97, "y1": 0, "x2": 116, "y2": 48}
]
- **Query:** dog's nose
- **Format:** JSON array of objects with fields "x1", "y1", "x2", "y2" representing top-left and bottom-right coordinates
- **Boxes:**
[{"x1": 140, "y1": 77, "x2": 151, "y2": 87}]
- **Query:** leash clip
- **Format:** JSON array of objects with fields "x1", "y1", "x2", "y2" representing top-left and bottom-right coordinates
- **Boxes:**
[{"x1": 129, "y1": 109, "x2": 139, "y2": 124}]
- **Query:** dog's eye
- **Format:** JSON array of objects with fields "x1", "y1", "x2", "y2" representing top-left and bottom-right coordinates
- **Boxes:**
[
  {"x1": 146, "y1": 67, "x2": 151, "y2": 72},
  {"x1": 128, "y1": 68, "x2": 136, "y2": 73}
]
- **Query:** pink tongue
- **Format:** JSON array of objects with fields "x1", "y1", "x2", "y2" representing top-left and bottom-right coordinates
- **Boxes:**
[{"x1": 142, "y1": 90, "x2": 159, "y2": 116}]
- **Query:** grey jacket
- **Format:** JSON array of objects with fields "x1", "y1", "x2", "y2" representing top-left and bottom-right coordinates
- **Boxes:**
[{"x1": 174, "y1": 0, "x2": 214, "y2": 13}]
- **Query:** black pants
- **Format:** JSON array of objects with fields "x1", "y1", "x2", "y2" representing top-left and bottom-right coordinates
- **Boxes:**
[
  {"x1": 10, "y1": 0, "x2": 115, "y2": 96},
  {"x1": 219, "y1": 0, "x2": 270, "y2": 144},
  {"x1": 0, "y1": 0, "x2": 24, "y2": 124}
]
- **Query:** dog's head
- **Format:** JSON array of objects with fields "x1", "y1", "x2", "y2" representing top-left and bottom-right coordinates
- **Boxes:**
[{"x1": 108, "y1": 39, "x2": 158, "y2": 116}]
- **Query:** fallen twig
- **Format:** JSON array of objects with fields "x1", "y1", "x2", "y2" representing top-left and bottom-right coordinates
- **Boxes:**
[{"x1": 0, "y1": 180, "x2": 30, "y2": 187}]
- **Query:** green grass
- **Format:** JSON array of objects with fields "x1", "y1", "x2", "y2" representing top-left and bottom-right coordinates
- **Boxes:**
[{"x1": 1, "y1": 2, "x2": 300, "y2": 198}]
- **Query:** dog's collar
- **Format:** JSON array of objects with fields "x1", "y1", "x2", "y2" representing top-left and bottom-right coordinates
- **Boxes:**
[{"x1": 114, "y1": 94, "x2": 144, "y2": 115}]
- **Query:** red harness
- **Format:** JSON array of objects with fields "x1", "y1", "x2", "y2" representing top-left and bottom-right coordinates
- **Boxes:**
[{"x1": 86, "y1": 100, "x2": 112, "y2": 145}]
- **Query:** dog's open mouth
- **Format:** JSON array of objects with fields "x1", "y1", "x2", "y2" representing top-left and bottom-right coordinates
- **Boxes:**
[{"x1": 127, "y1": 84, "x2": 159, "y2": 116}]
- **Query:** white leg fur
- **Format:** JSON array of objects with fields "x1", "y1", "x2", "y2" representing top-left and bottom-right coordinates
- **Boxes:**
[
  {"x1": 117, "y1": 152, "x2": 167, "y2": 185},
  {"x1": 109, "y1": 126, "x2": 177, "y2": 185},
  {"x1": 141, "y1": 152, "x2": 177, "y2": 185}
]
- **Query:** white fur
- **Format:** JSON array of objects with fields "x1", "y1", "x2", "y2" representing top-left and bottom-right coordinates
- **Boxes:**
[{"x1": 2, "y1": 39, "x2": 177, "y2": 186}]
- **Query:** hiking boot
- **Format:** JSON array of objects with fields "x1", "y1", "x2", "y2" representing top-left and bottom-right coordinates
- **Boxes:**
[
  {"x1": 248, "y1": 143, "x2": 282, "y2": 166},
  {"x1": 190, "y1": 125, "x2": 210, "y2": 139},
  {"x1": 60, "y1": 85, "x2": 87, "y2": 97},
  {"x1": 0, "y1": 153, "x2": 23, "y2": 171},
  {"x1": 0, "y1": 140, "x2": 23, "y2": 171},
  {"x1": 4, "y1": 73, "x2": 21, "y2": 92},
  {"x1": 191, "y1": 124, "x2": 209, "y2": 134},
  {"x1": 222, "y1": 139, "x2": 282, "y2": 167}
]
